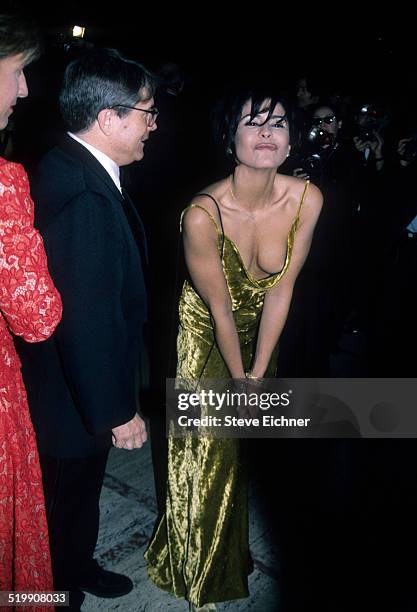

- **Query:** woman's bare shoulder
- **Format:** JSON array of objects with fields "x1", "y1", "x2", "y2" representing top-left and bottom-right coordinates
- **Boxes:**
[
  {"x1": 188, "y1": 177, "x2": 230, "y2": 222},
  {"x1": 181, "y1": 204, "x2": 216, "y2": 232},
  {"x1": 295, "y1": 180, "x2": 323, "y2": 225},
  {"x1": 280, "y1": 175, "x2": 322, "y2": 208},
  {"x1": 182, "y1": 179, "x2": 229, "y2": 235},
  {"x1": 304, "y1": 181, "x2": 323, "y2": 211}
]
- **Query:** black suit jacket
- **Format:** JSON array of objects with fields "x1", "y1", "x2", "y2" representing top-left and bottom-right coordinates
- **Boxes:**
[{"x1": 17, "y1": 135, "x2": 148, "y2": 457}]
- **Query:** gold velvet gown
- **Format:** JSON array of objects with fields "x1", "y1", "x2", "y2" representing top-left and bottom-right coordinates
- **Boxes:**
[{"x1": 145, "y1": 184, "x2": 308, "y2": 606}]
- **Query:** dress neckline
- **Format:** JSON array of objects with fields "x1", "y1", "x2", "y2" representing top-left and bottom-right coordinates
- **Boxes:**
[
  {"x1": 223, "y1": 227, "x2": 292, "y2": 284},
  {"x1": 184, "y1": 181, "x2": 309, "y2": 286}
]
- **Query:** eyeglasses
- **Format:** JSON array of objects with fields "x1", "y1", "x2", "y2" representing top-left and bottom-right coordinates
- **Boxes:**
[
  {"x1": 110, "y1": 104, "x2": 159, "y2": 126},
  {"x1": 312, "y1": 115, "x2": 336, "y2": 126}
]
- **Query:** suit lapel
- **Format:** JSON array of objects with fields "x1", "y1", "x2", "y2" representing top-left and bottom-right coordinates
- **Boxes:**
[
  {"x1": 60, "y1": 134, "x2": 123, "y2": 202},
  {"x1": 60, "y1": 134, "x2": 148, "y2": 267}
]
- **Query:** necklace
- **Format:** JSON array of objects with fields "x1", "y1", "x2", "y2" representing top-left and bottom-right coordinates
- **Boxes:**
[
  {"x1": 229, "y1": 183, "x2": 273, "y2": 215},
  {"x1": 229, "y1": 185, "x2": 254, "y2": 218},
  {"x1": 229, "y1": 184, "x2": 237, "y2": 203}
]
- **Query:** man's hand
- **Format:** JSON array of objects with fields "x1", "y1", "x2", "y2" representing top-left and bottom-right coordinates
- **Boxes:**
[
  {"x1": 398, "y1": 138, "x2": 412, "y2": 166},
  {"x1": 368, "y1": 130, "x2": 384, "y2": 158},
  {"x1": 353, "y1": 136, "x2": 371, "y2": 152},
  {"x1": 398, "y1": 137, "x2": 412, "y2": 157},
  {"x1": 111, "y1": 413, "x2": 147, "y2": 450},
  {"x1": 354, "y1": 132, "x2": 384, "y2": 157}
]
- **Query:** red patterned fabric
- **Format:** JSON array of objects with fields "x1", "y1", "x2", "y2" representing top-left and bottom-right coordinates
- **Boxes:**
[{"x1": 0, "y1": 158, "x2": 62, "y2": 602}]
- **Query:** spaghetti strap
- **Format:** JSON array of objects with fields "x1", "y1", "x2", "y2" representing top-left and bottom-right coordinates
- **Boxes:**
[
  {"x1": 195, "y1": 193, "x2": 225, "y2": 258},
  {"x1": 195, "y1": 193, "x2": 225, "y2": 237},
  {"x1": 180, "y1": 201, "x2": 224, "y2": 260},
  {"x1": 180, "y1": 204, "x2": 221, "y2": 234}
]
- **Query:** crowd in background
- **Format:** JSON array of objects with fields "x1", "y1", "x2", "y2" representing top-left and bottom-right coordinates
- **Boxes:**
[{"x1": 2, "y1": 30, "x2": 417, "y2": 611}]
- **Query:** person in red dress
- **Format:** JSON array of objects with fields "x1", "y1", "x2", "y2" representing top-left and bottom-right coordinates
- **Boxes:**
[{"x1": 0, "y1": 12, "x2": 62, "y2": 596}]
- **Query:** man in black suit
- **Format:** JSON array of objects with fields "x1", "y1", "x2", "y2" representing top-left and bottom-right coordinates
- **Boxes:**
[{"x1": 17, "y1": 48, "x2": 158, "y2": 608}]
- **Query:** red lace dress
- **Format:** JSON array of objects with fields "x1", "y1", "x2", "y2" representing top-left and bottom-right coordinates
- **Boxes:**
[{"x1": 0, "y1": 158, "x2": 62, "y2": 597}]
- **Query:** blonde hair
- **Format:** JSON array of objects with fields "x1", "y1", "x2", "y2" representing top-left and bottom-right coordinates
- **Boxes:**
[{"x1": 0, "y1": 12, "x2": 42, "y2": 64}]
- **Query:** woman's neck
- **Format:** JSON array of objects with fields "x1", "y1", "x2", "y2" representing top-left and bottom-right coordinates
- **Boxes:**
[{"x1": 230, "y1": 166, "x2": 279, "y2": 211}]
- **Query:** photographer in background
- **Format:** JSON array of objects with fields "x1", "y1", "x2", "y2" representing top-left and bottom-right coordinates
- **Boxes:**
[
  {"x1": 348, "y1": 100, "x2": 393, "y2": 342},
  {"x1": 352, "y1": 103, "x2": 385, "y2": 171},
  {"x1": 292, "y1": 103, "x2": 345, "y2": 183},
  {"x1": 279, "y1": 99, "x2": 365, "y2": 610},
  {"x1": 280, "y1": 101, "x2": 357, "y2": 376}
]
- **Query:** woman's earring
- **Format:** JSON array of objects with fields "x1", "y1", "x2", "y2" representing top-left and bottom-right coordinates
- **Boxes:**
[{"x1": 227, "y1": 146, "x2": 233, "y2": 155}]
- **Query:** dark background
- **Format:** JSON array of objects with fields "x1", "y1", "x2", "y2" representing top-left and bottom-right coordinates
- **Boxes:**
[
  {"x1": 14, "y1": 4, "x2": 417, "y2": 101},
  {"x1": 11, "y1": 4, "x2": 416, "y2": 178}
]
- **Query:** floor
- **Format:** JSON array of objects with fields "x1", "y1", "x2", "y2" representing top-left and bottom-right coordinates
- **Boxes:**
[{"x1": 82, "y1": 442, "x2": 281, "y2": 611}]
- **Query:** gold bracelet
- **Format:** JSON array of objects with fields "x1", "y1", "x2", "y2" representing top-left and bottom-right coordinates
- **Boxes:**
[
  {"x1": 245, "y1": 371, "x2": 261, "y2": 379},
  {"x1": 245, "y1": 372, "x2": 264, "y2": 384}
]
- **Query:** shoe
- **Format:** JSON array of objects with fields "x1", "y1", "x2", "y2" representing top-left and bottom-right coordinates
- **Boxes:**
[{"x1": 78, "y1": 567, "x2": 133, "y2": 598}]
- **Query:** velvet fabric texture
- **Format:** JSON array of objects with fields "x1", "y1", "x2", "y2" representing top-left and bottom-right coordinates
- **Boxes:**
[{"x1": 146, "y1": 183, "x2": 308, "y2": 606}]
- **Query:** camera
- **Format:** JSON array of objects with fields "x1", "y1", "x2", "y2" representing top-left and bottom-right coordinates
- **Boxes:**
[
  {"x1": 306, "y1": 125, "x2": 333, "y2": 149},
  {"x1": 354, "y1": 103, "x2": 381, "y2": 142},
  {"x1": 294, "y1": 126, "x2": 333, "y2": 178},
  {"x1": 293, "y1": 121, "x2": 336, "y2": 179}
]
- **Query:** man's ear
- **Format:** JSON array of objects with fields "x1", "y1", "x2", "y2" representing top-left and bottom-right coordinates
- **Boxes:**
[{"x1": 96, "y1": 108, "x2": 115, "y2": 135}]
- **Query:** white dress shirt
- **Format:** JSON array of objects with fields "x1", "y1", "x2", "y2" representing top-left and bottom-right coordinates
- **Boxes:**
[
  {"x1": 407, "y1": 214, "x2": 417, "y2": 234},
  {"x1": 68, "y1": 132, "x2": 122, "y2": 193}
]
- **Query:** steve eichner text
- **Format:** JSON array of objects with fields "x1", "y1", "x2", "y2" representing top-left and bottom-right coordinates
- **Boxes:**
[
  {"x1": 177, "y1": 414, "x2": 311, "y2": 428},
  {"x1": 177, "y1": 389, "x2": 292, "y2": 411}
]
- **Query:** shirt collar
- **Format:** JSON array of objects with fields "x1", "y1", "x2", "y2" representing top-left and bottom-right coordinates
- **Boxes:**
[{"x1": 68, "y1": 132, "x2": 122, "y2": 193}]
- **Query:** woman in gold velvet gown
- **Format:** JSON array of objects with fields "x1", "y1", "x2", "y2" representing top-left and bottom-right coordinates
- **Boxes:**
[{"x1": 145, "y1": 88, "x2": 323, "y2": 610}]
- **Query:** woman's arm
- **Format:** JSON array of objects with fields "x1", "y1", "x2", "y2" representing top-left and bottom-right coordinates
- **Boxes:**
[
  {"x1": 0, "y1": 162, "x2": 62, "y2": 342},
  {"x1": 250, "y1": 183, "x2": 323, "y2": 377},
  {"x1": 182, "y1": 205, "x2": 245, "y2": 379}
]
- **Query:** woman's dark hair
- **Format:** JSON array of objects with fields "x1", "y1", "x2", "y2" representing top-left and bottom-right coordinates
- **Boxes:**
[
  {"x1": 0, "y1": 12, "x2": 42, "y2": 64},
  {"x1": 59, "y1": 48, "x2": 157, "y2": 133},
  {"x1": 213, "y1": 87, "x2": 290, "y2": 159}
]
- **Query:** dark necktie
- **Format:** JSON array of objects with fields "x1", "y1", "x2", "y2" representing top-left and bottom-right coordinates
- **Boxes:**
[{"x1": 121, "y1": 187, "x2": 148, "y2": 265}]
